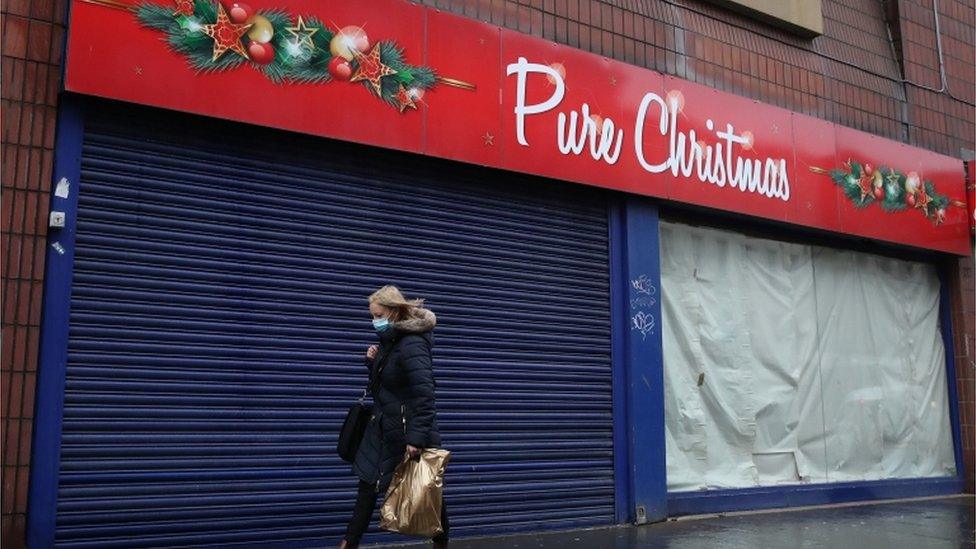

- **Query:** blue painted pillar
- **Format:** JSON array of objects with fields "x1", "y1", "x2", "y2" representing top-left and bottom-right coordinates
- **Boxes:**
[
  {"x1": 28, "y1": 95, "x2": 84, "y2": 547},
  {"x1": 938, "y1": 265, "x2": 965, "y2": 482},
  {"x1": 610, "y1": 196, "x2": 667, "y2": 524}
]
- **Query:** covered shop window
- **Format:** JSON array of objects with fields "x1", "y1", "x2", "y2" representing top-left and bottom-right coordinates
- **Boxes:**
[{"x1": 661, "y1": 222, "x2": 956, "y2": 491}]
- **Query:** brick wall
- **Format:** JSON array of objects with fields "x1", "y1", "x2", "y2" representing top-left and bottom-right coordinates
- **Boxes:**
[
  {"x1": 898, "y1": 0, "x2": 975, "y2": 156},
  {"x1": 1, "y1": 1, "x2": 66, "y2": 547},
  {"x1": 954, "y1": 163, "x2": 976, "y2": 493},
  {"x1": 0, "y1": 1, "x2": 973, "y2": 546},
  {"x1": 951, "y1": 253, "x2": 975, "y2": 493}
]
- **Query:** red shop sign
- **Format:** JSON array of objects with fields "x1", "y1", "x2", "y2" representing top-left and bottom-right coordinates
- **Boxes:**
[{"x1": 65, "y1": 0, "x2": 971, "y2": 255}]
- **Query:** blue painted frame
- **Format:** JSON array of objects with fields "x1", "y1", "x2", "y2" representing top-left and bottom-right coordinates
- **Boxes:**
[
  {"x1": 609, "y1": 195, "x2": 667, "y2": 524},
  {"x1": 27, "y1": 95, "x2": 85, "y2": 547},
  {"x1": 609, "y1": 197, "x2": 631, "y2": 524},
  {"x1": 668, "y1": 477, "x2": 963, "y2": 516},
  {"x1": 938, "y1": 263, "x2": 966, "y2": 482}
]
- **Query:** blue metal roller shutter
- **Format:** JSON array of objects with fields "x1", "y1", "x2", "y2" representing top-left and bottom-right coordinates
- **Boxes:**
[{"x1": 55, "y1": 102, "x2": 613, "y2": 547}]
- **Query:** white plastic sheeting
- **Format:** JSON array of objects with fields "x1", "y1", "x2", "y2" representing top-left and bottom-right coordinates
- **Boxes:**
[{"x1": 661, "y1": 222, "x2": 956, "y2": 491}]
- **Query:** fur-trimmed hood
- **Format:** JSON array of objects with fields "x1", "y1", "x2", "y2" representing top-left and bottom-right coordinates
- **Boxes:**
[{"x1": 393, "y1": 307, "x2": 436, "y2": 334}]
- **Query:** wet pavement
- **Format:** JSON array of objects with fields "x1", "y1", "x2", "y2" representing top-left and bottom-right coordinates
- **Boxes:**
[{"x1": 379, "y1": 495, "x2": 974, "y2": 548}]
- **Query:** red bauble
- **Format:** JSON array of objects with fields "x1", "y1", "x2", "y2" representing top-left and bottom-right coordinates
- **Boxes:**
[
  {"x1": 906, "y1": 193, "x2": 917, "y2": 208},
  {"x1": 328, "y1": 56, "x2": 353, "y2": 81},
  {"x1": 873, "y1": 186, "x2": 884, "y2": 200},
  {"x1": 247, "y1": 41, "x2": 275, "y2": 65},
  {"x1": 863, "y1": 163, "x2": 873, "y2": 176},
  {"x1": 227, "y1": 2, "x2": 253, "y2": 24}
]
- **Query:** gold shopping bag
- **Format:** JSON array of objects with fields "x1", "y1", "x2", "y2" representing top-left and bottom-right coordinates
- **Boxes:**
[{"x1": 379, "y1": 448, "x2": 451, "y2": 537}]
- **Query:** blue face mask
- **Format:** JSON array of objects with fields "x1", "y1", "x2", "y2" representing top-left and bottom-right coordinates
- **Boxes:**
[{"x1": 372, "y1": 317, "x2": 391, "y2": 332}]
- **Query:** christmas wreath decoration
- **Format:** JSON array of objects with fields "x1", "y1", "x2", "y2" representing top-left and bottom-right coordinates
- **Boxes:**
[
  {"x1": 811, "y1": 161, "x2": 965, "y2": 225},
  {"x1": 81, "y1": 0, "x2": 474, "y2": 113}
]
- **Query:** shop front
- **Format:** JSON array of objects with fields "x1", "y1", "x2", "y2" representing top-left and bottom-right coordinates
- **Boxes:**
[{"x1": 28, "y1": 0, "x2": 970, "y2": 547}]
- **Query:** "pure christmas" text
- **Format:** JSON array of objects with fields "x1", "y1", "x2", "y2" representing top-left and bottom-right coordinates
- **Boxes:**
[{"x1": 506, "y1": 57, "x2": 791, "y2": 202}]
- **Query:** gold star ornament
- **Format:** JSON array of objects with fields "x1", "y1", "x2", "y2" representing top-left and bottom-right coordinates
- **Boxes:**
[
  {"x1": 285, "y1": 16, "x2": 319, "y2": 50},
  {"x1": 394, "y1": 86, "x2": 418, "y2": 113},
  {"x1": 173, "y1": 0, "x2": 194, "y2": 17},
  {"x1": 351, "y1": 45, "x2": 397, "y2": 96},
  {"x1": 201, "y1": 4, "x2": 252, "y2": 62},
  {"x1": 914, "y1": 184, "x2": 932, "y2": 213},
  {"x1": 857, "y1": 175, "x2": 873, "y2": 202}
]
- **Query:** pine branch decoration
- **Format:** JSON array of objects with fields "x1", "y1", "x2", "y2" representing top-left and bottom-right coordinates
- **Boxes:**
[
  {"x1": 813, "y1": 160, "x2": 965, "y2": 225},
  {"x1": 272, "y1": 16, "x2": 334, "y2": 85},
  {"x1": 136, "y1": 3, "x2": 179, "y2": 32},
  {"x1": 132, "y1": 0, "x2": 459, "y2": 112}
]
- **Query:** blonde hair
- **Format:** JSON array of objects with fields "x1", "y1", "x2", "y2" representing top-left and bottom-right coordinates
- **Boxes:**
[{"x1": 369, "y1": 285, "x2": 425, "y2": 322}]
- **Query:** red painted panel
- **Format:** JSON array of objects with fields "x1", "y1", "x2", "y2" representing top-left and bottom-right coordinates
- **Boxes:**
[
  {"x1": 661, "y1": 75, "x2": 794, "y2": 223},
  {"x1": 834, "y1": 126, "x2": 969, "y2": 254},
  {"x1": 424, "y1": 12, "x2": 501, "y2": 166},
  {"x1": 498, "y1": 29, "x2": 662, "y2": 196},
  {"x1": 967, "y1": 161, "x2": 975, "y2": 235},
  {"x1": 789, "y1": 114, "x2": 841, "y2": 230},
  {"x1": 66, "y1": 0, "x2": 425, "y2": 153},
  {"x1": 63, "y1": 0, "x2": 971, "y2": 255}
]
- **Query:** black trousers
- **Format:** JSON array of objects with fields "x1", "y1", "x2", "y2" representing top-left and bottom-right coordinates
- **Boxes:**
[{"x1": 344, "y1": 479, "x2": 449, "y2": 545}]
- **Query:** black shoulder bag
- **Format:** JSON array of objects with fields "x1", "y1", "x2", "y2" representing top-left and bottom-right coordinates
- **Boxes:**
[
  {"x1": 337, "y1": 387, "x2": 372, "y2": 463},
  {"x1": 337, "y1": 341, "x2": 398, "y2": 462}
]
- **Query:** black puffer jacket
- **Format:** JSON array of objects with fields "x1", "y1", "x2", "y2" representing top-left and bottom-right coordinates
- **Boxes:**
[{"x1": 352, "y1": 308, "x2": 441, "y2": 491}]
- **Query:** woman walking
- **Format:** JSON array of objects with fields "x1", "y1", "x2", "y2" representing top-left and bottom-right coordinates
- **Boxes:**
[{"x1": 340, "y1": 285, "x2": 448, "y2": 549}]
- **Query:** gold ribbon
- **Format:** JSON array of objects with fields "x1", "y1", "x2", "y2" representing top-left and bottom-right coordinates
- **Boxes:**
[
  {"x1": 436, "y1": 77, "x2": 476, "y2": 91},
  {"x1": 77, "y1": 0, "x2": 134, "y2": 10}
]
